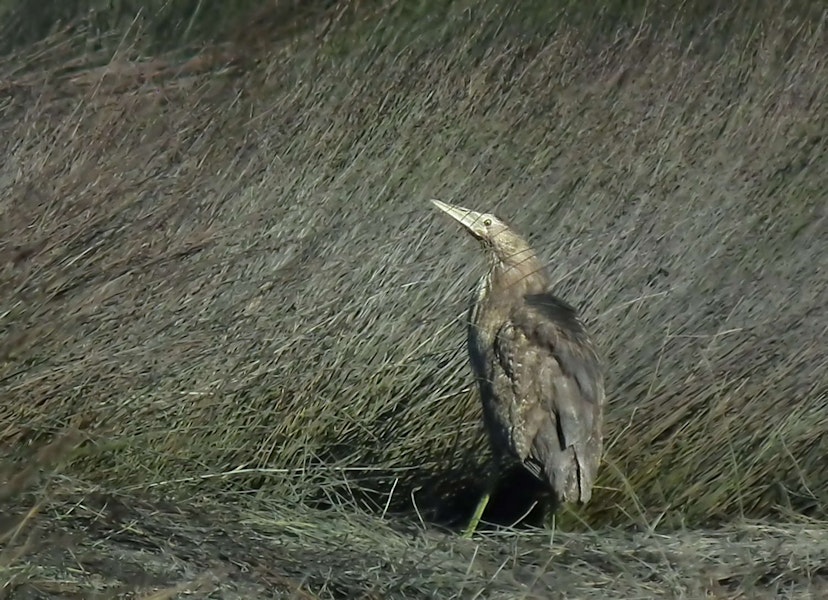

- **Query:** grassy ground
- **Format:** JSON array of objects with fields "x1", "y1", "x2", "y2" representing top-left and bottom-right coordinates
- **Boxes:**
[
  {"x1": 1, "y1": 0, "x2": 827, "y2": 597},
  {"x1": 3, "y1": 487, "x2": 827, "y2": 598}
]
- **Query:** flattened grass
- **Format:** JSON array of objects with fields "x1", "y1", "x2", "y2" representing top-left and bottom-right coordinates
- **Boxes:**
[{"x1": 1, "y1": 445, "x2": 827, "y2": 599}]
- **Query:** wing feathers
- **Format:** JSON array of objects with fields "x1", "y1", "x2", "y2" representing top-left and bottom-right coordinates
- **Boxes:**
[
  {"x1": 521, "y1": 293, "x2": 604, "y2": 408},
  {"x1": 491, "y1": 291, "x2": 605, "y2": 503}
]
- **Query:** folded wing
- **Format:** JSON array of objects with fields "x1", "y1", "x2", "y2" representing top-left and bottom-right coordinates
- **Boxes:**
[{"x1": 493, "y1": 292, "x2": 605, "y2": 503}]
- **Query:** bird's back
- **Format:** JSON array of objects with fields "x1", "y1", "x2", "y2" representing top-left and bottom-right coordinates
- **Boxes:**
[{"x1": 468, "y1": 283, "x2": 604, "y2": 505}]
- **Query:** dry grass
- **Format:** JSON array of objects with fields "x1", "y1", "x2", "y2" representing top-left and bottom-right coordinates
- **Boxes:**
[
  {"x1": 2, "y1": 452, "x2": 827, "y2": 599},
  {"x1": 1, "y1": 0, "x2": 827, "y2": 597}
]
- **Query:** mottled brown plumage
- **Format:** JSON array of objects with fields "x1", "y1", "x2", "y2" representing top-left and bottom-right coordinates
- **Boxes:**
[{"x1": 429, "y1": 199, "x2": 605, "y2": 536}]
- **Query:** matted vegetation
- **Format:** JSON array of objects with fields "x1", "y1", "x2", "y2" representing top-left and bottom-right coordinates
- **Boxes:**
[
  {"x1": 2, "y1": 446, "x2": 828, "y2": 598},
  {"x1": 1, "y1": 0, "x2": 827, "y2": 597}
]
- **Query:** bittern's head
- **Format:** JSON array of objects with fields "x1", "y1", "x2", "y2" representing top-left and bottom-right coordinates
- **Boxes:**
[{"x1": 429, "y1": 199, "x2": 535, "y2": 269}]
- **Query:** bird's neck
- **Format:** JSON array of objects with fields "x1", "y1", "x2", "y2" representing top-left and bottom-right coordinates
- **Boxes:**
[
  {"x1": 489, "y1": 253, "x2": 548, "y2": 298},
  {"x1": 471, "y1": 256, "x2": 547, "y2": 331}
]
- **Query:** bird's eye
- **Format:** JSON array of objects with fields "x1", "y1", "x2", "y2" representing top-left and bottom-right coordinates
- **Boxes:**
[{"x1": 483, "y1": 218, "x2": 492, "y2": 227}]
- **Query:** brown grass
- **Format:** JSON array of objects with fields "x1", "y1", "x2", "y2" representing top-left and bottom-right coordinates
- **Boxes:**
[
  {"x1": 1, "y1": 1, "x2": 827, "y2": 597},
  {"x1": 2, "y1": 459, "x2": 828, "y2": 598}
]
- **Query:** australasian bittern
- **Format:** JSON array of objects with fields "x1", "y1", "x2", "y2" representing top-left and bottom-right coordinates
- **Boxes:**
[{"x1": 430, "y1": 199, "x2": 605, "y2": 538}]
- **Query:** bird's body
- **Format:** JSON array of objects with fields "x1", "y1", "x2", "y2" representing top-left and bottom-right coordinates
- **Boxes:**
[{"x1": 429, "y1": 200, "x2": 605, "y2": 535}]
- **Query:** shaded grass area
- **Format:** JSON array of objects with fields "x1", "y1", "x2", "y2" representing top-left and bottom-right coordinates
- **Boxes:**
[
  {"x1": 9, "y1": 498, "x2": 828, "y2": 599},
  {"x1": 2, "y1": 447, "x2": 827, "y2": 599},
  {"x1": 0, "y1": 0, "x2": 275, "y2": 53},
  {"x1": 1, "y1": 7, "x2": 827, "y2": 599}
]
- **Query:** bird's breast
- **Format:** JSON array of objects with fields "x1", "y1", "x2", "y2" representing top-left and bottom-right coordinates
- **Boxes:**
[{"x1": 467, "y1": 275, "x2": 495, "y2": 377}]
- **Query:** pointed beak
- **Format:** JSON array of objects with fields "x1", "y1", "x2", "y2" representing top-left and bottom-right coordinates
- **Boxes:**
[{"x1": 429, "y1": 199, "x2": 487, "y2": 237}]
